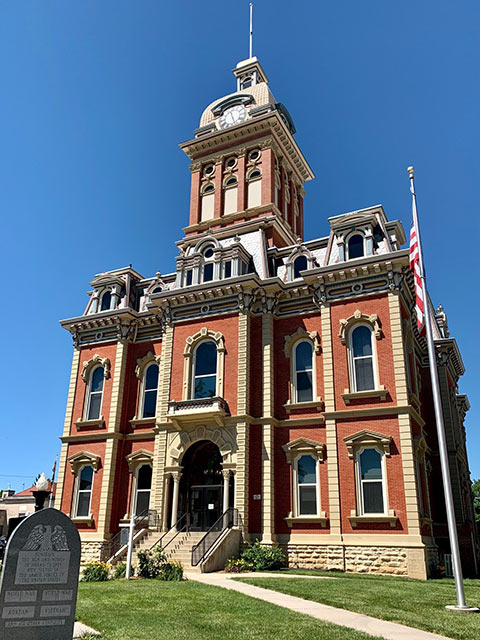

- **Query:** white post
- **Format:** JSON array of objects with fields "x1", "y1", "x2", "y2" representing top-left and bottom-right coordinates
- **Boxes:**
[
  {"x1": 222, "y1": 470, "x2": 230, "y2": 513},
  {"x1": 170, "y1": 472, "x2": 181, "y2": 529},
  {"x1": 125, "y1": 513, "x2": 135, "y2": 580}
]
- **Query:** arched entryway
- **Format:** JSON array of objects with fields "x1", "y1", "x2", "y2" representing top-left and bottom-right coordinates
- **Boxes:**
[{"x1": 169, "y1": 440, "x2": 234, "y2": 531}]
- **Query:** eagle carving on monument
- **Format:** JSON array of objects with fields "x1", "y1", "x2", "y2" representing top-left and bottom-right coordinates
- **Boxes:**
[{"x1": 22, "y1": 524, "x2": 69, "y2": 551}]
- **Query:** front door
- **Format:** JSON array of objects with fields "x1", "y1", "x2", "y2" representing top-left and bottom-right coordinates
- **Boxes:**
[{"x1": 190, "y1": 485, "x2": 222, "y2": 531}]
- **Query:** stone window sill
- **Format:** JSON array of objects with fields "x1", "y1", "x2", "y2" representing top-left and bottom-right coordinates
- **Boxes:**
[
  {"x1": 348, "y1": 510, "x2": 397, "y2": 528},
  {"x1": 409, "y1": 392, "x2": 421, "y2": 412},
  {"x1": 284, "y1": 399, "x2": 324, "y2": 413},
  {"x1": 129, "y1": 416, "x2": 156, "y2": 428},
  {"x1": 71, "y1": 515, "x2": 94, "y2": 526},
  {"x1": 75, "y1": 417, "x2": 105, "y2": 430},
  {"x1": 285, "y1": 512, "x2": 328, "y2": 527},
  {"x1": 342, "y1": 386, "x2": 388, "y2": 405}
]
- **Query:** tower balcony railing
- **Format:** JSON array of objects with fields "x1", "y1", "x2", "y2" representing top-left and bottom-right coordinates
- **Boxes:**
[{"x1": 167, "y1": 396, "x2": 229, "y2": 428}]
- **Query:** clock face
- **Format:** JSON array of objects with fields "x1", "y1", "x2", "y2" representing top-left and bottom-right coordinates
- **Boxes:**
[{"x1": 219, "y1": 105, "x2": 247, "y2": 129}]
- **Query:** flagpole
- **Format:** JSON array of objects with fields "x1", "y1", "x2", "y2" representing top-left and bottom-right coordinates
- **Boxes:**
[
  {"x1": 408, "y1": 166, "x2": 476, "y2": 612},
  {"x1": 49, "y1": 456, "x2": 57, "y2": 509}
]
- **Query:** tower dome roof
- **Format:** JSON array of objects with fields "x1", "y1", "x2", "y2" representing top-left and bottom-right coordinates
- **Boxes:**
[{"x1": 200, "y1": 82, "x2": 276, "y2": 128}]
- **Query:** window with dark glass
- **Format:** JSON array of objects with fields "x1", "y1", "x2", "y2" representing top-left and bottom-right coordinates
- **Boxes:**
[
  {"x1": 348, "y1": 234, "x2": 364, "y2": 259},
  {"x1": 203, "y1": 262, "x2": 214, "y2": 282},
  {"x1": 297, "y1": 455, "x2": 317, "y2": 515},
  {"x1": 351, "y1": 326, "x2": 375, "y2": 391},
  {"x1": 193, "y1": 341, "x2": 217, "y2": 398},
  {"x1": 100, "y1": 291, "x2": 111, "y2": 311},
  {"x1": 359, "y1": 449, "x2": 384, "y2": 514},
  {"x1": 224, "y1": 261, "x2": 232, "y2": 278},
  {"x1": 186, "y1": 269, "x2": 193, "y2": 286},
  {"x1": 135, "y1": 464, "x2": 152, "y2": 516},
  {"x1": 295, "y1": 341, "x2": 313, "y2": 402},
  {"x1": 87, "y1": 366, "x2": 104, "y2": 420},
  {"x1": 293, "y1": 255, "x2": 308, "y2": 279},
  {"x1": 142, "y1": 363, "x2": 158, "y2": 418},
  {"x1": 76, "y1": 466, "x2": 93, "y2": 517}
]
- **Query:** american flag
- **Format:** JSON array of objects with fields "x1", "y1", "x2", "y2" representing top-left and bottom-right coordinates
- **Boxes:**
[{"x1": 409, "y1": 218, "x2": 425, "y2": 334}]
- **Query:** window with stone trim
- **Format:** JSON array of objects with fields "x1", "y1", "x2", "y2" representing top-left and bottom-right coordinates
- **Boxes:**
[
  {"x1": 348, "y1": 324, "x2": 377, "y2": 392},
  {"x1": 74, "y1": 465, "x2": 94, "y2": 518},
  {"x1": 100, "y1": 290, "x2": 112, "y2": 311},
  {"x1": 295, "y1": 454, "x2": 319, "y2": 516},
  {"x1": 134, "y1": 464, "x2": 152, "y2": 516},
  {"x1": 346, "y1": 233, "x2": 365, "y2": 259},
  {"x1": 355, "y1": 447, "x2": 386, "y2": 515},
  {"x1": 246, "y1": 168, "x2": 262, "y2": 208},
  {"x1": 85, "y1": 366, "x2": 104, "y2": 420},
  {"x1": 141, "y1": 362, "x2": 159, "y2": 418},
  {"x1": 193, "y1": 340, "x2": 217, "y2": 398},
  {"x1": 293, "y1": 340, "x2": 314, "y2": 402},
  {"x1": 293, "y1": 255, "x2": 308, "y2": 279}
]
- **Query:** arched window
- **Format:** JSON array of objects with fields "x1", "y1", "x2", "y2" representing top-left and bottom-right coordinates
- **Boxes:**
[
  {"x1": 223, "y1": 176, "x2": 238, "y2": 216},
  {"x1": 347, "y1": 234, "x2": 364, "y2": 260},
  {"x1": 193, "y1": 341, "x2": 217, "y2": 398},
  {"x1": 100, "y1": 291, "x2": 111, "y2": 311},
  {"x1": 135, "y1": 464, "x2": 152, "y2": 516},
  {"x1": 247, "y1": 168, "x2": 262, "y2": 208},
  {"x1": 294, "y1": 341, "x2": 314, "y2": 402},
  {"x1": 293, "y1": 255, "x2": 308, "y2": 279},
  {"x1": 86, "y1": 366, "x2": 104, "y2": 420},
  {"x1": 200, "y1": 183, "x2": 215, "y2": 221},
  {"x1": 240, "y1": 75, "x2": 253, "y2": 89},
  {"x1": 141, "y1": 363, "x2": 159, "y2": 418},
  {"x1": 200, "y1": 244, "x2": 215, "y2": 283},
  {"x1": 357, "y1": 448, "x2": 385, "y2": 514},
  {"x1": 75, "y1": 465, "x2": 94, "y2": 517},
  {"x1": 349, "y1": 325, "x2": 376, "y2": 392},
  {"x1": 295, "y1": 455, "x2": 318, "y2": 516}
]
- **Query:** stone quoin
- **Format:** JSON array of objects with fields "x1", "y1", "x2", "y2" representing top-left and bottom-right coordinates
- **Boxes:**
[{"x1": 55, "y1": 54, "x2": 478, "y2": 579}]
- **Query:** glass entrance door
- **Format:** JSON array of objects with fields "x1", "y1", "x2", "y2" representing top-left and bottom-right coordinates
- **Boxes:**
[{"x1": 190, "y1": 485, "x2": 222, "y2": 531}]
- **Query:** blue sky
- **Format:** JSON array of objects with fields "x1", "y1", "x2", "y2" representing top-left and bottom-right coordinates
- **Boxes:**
[{"x1": 1, "y1": 0, "x2": 478, "y2": 491}]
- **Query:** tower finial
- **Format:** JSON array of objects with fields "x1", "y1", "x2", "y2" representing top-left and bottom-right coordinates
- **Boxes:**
[{"x1": 249, "y1": 3, "x2": 253, "y2": 58}]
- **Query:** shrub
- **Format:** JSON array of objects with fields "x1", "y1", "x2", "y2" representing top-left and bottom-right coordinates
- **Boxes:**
[
  {"x1": 81, "y1": 561, "x2": 110, "y2": 582},
  {"x1": 225, "y1": 557, "x2": 254, "y2": 573},
  {"x1": 240, "y1": 541, "x2": 285, "y2": 571},
  {"x1": 137, "y1": 546, "x2": 166, "y2": 579},
  {"x1": 159, "y1": 560, "x2": 183, "y2": 581},
  {"x1": 112, "y1": 562, "x2": 133, "y2": 579}
]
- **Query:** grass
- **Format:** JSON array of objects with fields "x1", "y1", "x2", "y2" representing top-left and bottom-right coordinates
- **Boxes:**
[
  {"x1": 237, "y1": 571, "x2": 480, "y2": 640},
  {"x1": 77, "y1": 579, "x2": 382, "y2": 640}
]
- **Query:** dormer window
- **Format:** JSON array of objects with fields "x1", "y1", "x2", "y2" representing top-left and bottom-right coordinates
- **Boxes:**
[
  {"x1": 202, "y1": 245, "x2": 214, "y2": 259},
  {"x1": 293, "y1": 255, "x2": 308, "y2": 279},
  {"x1": 347, "y1": 234, "x2": 365, "y2": 260},
  {"x1": 100, "y1": 291, "x2": 111, "y2": 311}
]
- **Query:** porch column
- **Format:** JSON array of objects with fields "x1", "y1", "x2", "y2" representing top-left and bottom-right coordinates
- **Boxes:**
[
  {"x1": 222, "y1": 470, "x2": 231, "y2": 513},
  {"x1": 170, "y1": 471, "x2": 182, "y2": 529},
  {"x1": 162, "y1": 474, "x2": 171, "y2": 531}
]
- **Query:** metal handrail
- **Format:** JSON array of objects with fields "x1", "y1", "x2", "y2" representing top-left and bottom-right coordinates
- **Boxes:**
[
  {"x1": 149, "y1": 512, "x2": 190, "y2": 553},
  {"x1": 103, "y1": 508, "x2": 158, "y2": 561},
  {"x1": 191, "y1": 508, "x2": 239, "y2": 567}
]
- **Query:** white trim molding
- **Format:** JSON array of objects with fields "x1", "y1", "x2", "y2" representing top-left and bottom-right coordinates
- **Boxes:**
[
  {"x1": 284, "y1": 328, "x2": 321, "y2": 358},
  {"x1": 81, "y1": 354, "x2": 111, "y2": 383},
  {"x1": 282, "y1": 437, "x2": 325, "y2": 465},
  {"x1": 135, "y1": 351, "x2": 161, "y2": 379},
  {"x1": 338, "y1": 310, "x2": 382, "y2": 345},
  {"x1": 126, "y1": 449, "x2": 154, "y2": 473},
  {"x1": 68, "y1": 450, "x2": 101, "y2": 474},
  {"x1": 182, "y1": 327, "x2": 225, "y2": 400},
  {"x1": 343, "y1": 429, "x2": 392, "y2": 459}
]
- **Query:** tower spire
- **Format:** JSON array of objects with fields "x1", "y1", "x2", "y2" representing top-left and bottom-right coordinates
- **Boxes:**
[{"x1": 249, "y1": 3, "x2": 253, "y2": 59}]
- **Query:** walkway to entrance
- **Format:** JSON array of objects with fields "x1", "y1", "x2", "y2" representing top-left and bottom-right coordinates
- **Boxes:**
[{"x1": 187, "y1": 572, "x2": 450, "y2": 640}]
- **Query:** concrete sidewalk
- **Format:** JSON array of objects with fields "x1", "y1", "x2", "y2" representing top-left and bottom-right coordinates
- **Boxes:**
[{"x1": 186, "y1": 572, "x2": 450, "y2": 640}]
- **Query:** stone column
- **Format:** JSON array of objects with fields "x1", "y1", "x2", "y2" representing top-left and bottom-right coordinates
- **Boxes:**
[
  {"x1": 189, "y1": 167, "x2": 201, "y2": 226},
  {"x1": 162, "y1": 474, "x2": 171, "y2": 531},
  {"x1": 222, "y1": 470, "x2": 231, "y2": 513},
  {"x1": 170, "y1": 472, "x2": 182, "y2": 529},
  {"x1": 261, "y1": 312, "x2": 275, "y2": 544}
]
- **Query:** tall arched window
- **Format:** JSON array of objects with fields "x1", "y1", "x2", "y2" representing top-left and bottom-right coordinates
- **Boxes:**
[
  {"x1": 357, "y1": 448, "x2": 385, "y2": 514},
  {"x1": 293, "y1": 255, "x2": 308, "y2": 279},
  {"x1": 193, "y1": 341, "x2": 217, "y2": 398},
  {"x1": 200, "y1": 183, "x2": 215, "y2": 221},
  {"x1": 223, "y1": 176, "x2": 238, "y2": 215},
  {"x1": 141, "y1": 363, "x2": 159, "y2": 418},
  {"x1": 247, "y1": 168, "x2": 262, "y2": 208},
  {"x1": 75, "y1": 465, "x2": 94, "y2": 517},
  {"x1": 135, "y1": 464, "x2": 152, "y2": 516},
  {"x1": 294, "y1": 341, "x2": 314, "y2": 402},
  {"x1": 350, "y1": 325, "x2": 376, "y2": 392},
  {"x1": 86, "y1": 366, "x2": 104, "y2": 420},
  {"x1": 347, "y1": 234, "x2": 364, "y2": 259},
  {"x1": 295, "y1": 455, "x2": 318, "y2": 515},
  {"x1": 100, "y1": 291, "x2": 111, "y2": 311}
]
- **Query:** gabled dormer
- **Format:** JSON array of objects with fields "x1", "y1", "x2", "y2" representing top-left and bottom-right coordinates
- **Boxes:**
[{"x1": 84, "y1": 267, "x2": 143, "y2": 315}]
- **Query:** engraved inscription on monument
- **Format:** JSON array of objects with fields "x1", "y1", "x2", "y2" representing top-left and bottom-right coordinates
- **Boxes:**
[{"x1": 0, "y1": 508, "x2": 81, "y2": 640}]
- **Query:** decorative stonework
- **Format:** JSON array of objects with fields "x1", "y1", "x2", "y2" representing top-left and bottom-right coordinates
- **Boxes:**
[
  {"x1": 182, "y1": 327, "x2": 225, "y2": 400},
  {"x1": 68, "y1": 450, "x2": 101, "y2": 474},
  {"x1": 282, "y1": 437, "x2": 325, "y2": 464},
  {"x1": 81, "y1": 354, "x2": 111, "y2": 383},
  {"x1": 343, "y1": 429, "x2": 392, "y2": 459},
  {"x1": 338, "y1": 310, "x2": 382, "y2": 345},
  {"x1": 135, "y1": 351, "x2": 161, "y2": 379},
  {"x1": 126, "y1": 449, "x2": 154, "y2": 472},
  {"x1": 168, "y1": 425, "x2": 236, "y2": 464},
  {"x1": 184, "y1": 327, "x2": 225, "y2": 356},
  {"x1": 284, "y1": 328, "x2": 321, "y2": 357}
]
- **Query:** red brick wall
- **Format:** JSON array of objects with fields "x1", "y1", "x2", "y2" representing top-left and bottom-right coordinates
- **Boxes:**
[
  {"x1": 249, "y1": 316, "x2": 263, "y2": 417},
  {"x1": 248, "y1": 424, "x2": 263, "y2": 534}
]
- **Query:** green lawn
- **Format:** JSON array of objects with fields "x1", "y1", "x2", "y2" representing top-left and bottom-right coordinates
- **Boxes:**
[
  {"x1": 237, "y1": 571, "x2": 480, "y2": 640},
  {"x1": 77, "y1": 579, "x2": 381, "y2": 640}
]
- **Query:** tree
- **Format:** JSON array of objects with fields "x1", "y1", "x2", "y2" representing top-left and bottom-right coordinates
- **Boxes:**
[{"x1": 472, "y1": 479, "x2": 480, "y2": 524}]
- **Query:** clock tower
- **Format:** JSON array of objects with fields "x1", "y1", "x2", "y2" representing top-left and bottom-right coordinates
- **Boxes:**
[{"x1": 180, "y1": 57, "x2": 314, "y2": 250}]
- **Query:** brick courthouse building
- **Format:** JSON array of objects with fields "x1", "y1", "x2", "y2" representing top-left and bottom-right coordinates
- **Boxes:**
[{"x1": 56, "y1": 56, "x2": 478, "y2": 578}]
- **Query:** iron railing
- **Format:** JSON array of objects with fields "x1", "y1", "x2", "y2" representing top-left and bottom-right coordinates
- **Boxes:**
[
  {"x1": 191, "y1": 507, "x2": 239, "y2": 567},
  {"x1": 103, "y1": 508, "x2": 158, "y2": 561},
  {"x1": 149, "y1": 512, "x2": 190, "y2": 553}
]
